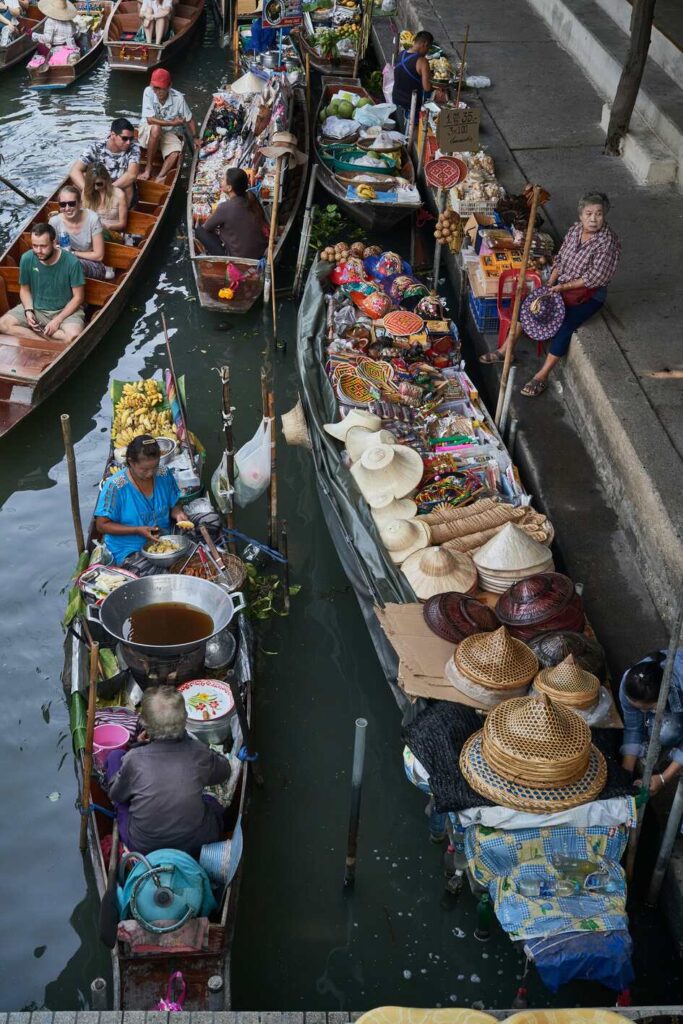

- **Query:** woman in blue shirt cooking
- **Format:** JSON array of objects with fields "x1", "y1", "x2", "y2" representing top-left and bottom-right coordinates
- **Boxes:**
[{"x1": 95, "y1": 434, "x2": 192, "y2": 565}]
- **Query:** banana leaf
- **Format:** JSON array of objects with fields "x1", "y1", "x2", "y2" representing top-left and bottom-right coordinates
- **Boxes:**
[{"x1": 70, "y1": 692, "x2": 87, "y2": 755}]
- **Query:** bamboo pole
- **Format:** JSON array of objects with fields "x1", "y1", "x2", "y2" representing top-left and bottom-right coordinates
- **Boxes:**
[
  {"x1": 267, "y1": 389, "x2": 278, "y2": 550},
  {"x1": 219, "y1": 365, "x2": 237, "y2": 553},
  {"x1": 293, "y1": 164, "x2": 318, "y2": 298},
  {"x1": 416, "y1": 110, "x2": 428, "y2": 178},
  {"x1": 232, "y1": 0, "x2": 239, "y2": 75},
  {"x1": 280, "y1": 519, "x2": 290, "y2": 614},
  {"x1": 79, "y1": 641, "x2": 99, "y2": 853},
  {"x1": 305, "y1": 53, "x2": 311, "y2": 120},
  {"x1": 161, "y1": 313, "x2": 195, "y2": 462},
  {"x1": 406, "y1": 90, "x2": 418, "y2": 150},
  {"x1": 266, "y1": 155, "x2": 284, "y2": 340},
  {"x1": 454, "y1": 24, "x2": 470, "y2": 108},
  {"x1": 432, "y1": 188, "x2": 446, "y2": 286},
  {"x1": 61, "y1": 414, "x2": 85, "y2": 556},
  {"x1": 494, "y1": 185, "x2": 541, "y2": 425},
  {"x1": 352, "y1": 3, "x2": 364, "y2": 78}
]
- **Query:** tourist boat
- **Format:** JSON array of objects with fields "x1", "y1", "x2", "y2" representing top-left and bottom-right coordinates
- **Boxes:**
[
  {"x1": 103, "y1": 0, "x2": 204, "y2": 72},
  {"x1": 0, "y1": 3, "x2": 44, "y2": 71},
  {"x1": 61, "y1": 375, "x2": 253, "y2": 1009},
  {"x1": 0, "y1": 149, "x2": 184, "y2": 437},
  {"x1": 313, "y1": 77, "x2": 420, "y2": 232},
  {"x1": 187, "y1": 79, "x2": 309, "y2": 313},
  {"x1": 27, "y1": 0, "x2": 112, "y2": 88}
]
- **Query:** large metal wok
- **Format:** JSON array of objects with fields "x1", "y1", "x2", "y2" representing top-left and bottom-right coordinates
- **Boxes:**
[{"x1": 88, "y1": 574, "x2": 246, "y2": 657}]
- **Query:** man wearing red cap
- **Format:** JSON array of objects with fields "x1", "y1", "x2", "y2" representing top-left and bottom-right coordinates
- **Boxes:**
[{"x1": 138, "y1": 68, "x2": 199, "y2": 182}]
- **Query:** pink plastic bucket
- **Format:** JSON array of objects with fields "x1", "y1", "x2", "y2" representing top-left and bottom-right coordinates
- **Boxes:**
[{"x1": 92, "y1": 723, "x2": 129, "y2": 769}]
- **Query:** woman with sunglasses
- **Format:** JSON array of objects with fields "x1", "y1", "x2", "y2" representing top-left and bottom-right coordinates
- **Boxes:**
[
  {"x1": 49, "y1": 184, "x2": 114, "y2": 281},
  {"x1": 82, "y1": 163, "x2": 127, "y2": 243}
]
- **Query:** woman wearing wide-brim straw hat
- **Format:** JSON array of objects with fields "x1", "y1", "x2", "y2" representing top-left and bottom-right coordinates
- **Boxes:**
[{"x1": 34, "y1": 0, "x2": 79, "y2": 51}]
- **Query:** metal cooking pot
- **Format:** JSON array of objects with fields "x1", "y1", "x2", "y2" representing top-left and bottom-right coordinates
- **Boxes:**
[{"x1": 87, "y1": 575, "x2": 246, "y2": 658}]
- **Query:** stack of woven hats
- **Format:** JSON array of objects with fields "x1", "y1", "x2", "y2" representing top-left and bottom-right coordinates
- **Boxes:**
[
  {"x1": 401, "y1": 546, "x2": 478, "y2": 599},
  {"x1": 423, "y1": 592, "x2": 499, "y2": 643},
  {"x1": 533, "y1": 654, "x2": 600, "y2": 713},
  {"x1": 444, "y1": 625, "x2": 538, "y2": 709},
  {"x1": 495, "y1": 572, "x2": 585, "y2": 640},
  {"x1": 529, "y1": 630, "x2": 606, "y2": 682},
  {"x1": 473, "y1": 523, "x2": 554, "y2": 593}
]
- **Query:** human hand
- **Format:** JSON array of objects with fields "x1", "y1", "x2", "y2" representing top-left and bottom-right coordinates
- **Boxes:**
[
  {"x1": 138, "y1": 525, "x2": 160, "y2": 542},
  {"x1": 634, "y1": 774, "x2": 665, "y2": 796},
  {"x1": 548, "y1": 284, "x2": 563, "y2": 293},
  {"x1": 42, "y1": 316, "x2": 63, "y2": 337},
  {"x1": 26, "y1": 310, "x2": 42, "y2": 333},
  {"x1": 193, "y1": 137, "x2": 201, "y2": 150},
  {"x1": 136, "y1": 728, "x2": 150, "y2": 744}
]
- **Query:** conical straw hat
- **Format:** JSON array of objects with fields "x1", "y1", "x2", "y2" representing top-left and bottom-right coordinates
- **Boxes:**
[
  {"x1": 230, "y1": 71, "x2": 266, "y2": 95},
  {"x1": 346, "y1": 426, "x2": 396, "y2": 463},
  {"x1": 38, "y1": 0, "x2": 76, "y2": 19},
  {"x1": 379, "y1": 518, "x2": 431, "y2": 564},
  {"x1": 324, "y1": 409, "x2": 381, "y2": 441},
  {"x1": 401, "y1": 546, "x2": 477, "y2": 600},
  {"x1": 455, "y1": 625, "x2": 538, "y2": 690},
  {"x1": 371, "y1": 497, "x2": 417, "y2": 527},
  {"x1": 534, "y1": 654, "x2": 600, "y2": 710},
  {"x1": 459, "y1": 693, "x2": 607, "y2": 812},
  {"x1": 473, "y1": 522, "x2": 552, "y2": 572},
  {"x1": 350, "y1": 442, "x2": 423, "y2": 504},
  {"x1": 281, "y1": 397, "x2": 311, "y2": 450},
  {"x1": 445, "y1": 655, "x2": 529, "y2": 709}
]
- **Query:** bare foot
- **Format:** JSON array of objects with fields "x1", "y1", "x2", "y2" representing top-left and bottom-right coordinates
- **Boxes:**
[
  {"x1": 154, "y1": 173, "x2": 168, "y2": 183},
  {"x1": 138, "y1": 168, "x2": 152, "y2": 181}
]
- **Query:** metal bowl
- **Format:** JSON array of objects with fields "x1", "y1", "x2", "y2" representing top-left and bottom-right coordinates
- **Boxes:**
[
  {"x1": 141, "y1": 534, "x2": 190, "y2": 568},
  {"x1": 155, "y1": 436, "x2": 178, "y2": 465}
]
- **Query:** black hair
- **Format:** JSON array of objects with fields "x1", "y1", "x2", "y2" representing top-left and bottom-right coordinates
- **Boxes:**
[
  {"x1": 414, "y1": 30, "x2": 434, "y2": 46},
  {"x1": 225, "y1": 167, "x2": 249, "y2": 196},
  {"x1": 623, "y1": 652, "x2": 666, "y2": 704},
  {"x1": 126, "y1": 434, "x2": 161, "y2": 464},
  {"x1": 111, "y1": 117, "x2": 134, "y2": 135},
  {"x1": 31, "y1": 222, "x2": 56, "y2": 240}
]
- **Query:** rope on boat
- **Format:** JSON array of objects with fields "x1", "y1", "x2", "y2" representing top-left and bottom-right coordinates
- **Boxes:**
[{"x1": 222, "y1": 528, "x2": 287, "y2": 563}]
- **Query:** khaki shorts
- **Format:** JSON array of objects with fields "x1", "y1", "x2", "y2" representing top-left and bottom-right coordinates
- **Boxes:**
[
  {"x1": 138, "y1": 123, "x2": 184, "y2": 158},
  {"x1": 9, "y1": 304, "x2": 85, "y2": 329}
]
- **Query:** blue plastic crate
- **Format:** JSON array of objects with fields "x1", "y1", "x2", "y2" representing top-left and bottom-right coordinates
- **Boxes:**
[{"x1": 468, "y1": 292, "x2": 499, "y2": 334}]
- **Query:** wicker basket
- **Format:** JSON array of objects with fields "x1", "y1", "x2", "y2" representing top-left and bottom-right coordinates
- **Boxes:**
[{"x1": 454, "y1": 625, "x2": 538, "y2": 690}]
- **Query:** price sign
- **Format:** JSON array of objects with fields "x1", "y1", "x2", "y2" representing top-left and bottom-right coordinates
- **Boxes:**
[
  {"x1": 436, "y1": 107, "x2": 480, "y2": 154},
  {"x1": 262, "y1": 0, "x2": 303, "y2": 28}
]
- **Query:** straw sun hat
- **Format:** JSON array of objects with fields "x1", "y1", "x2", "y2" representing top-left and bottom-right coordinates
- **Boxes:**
[
  {"x1": 445, "y1": 625, "x2": 538, "y2": 709},
  {"x1": 350, "y1": 442, "x2": 423, "y2": 507},
  {"x1": 38, "y1": 0, "x2": 76, "y2": 18},
  {"x1": 473, "y1": 522, "x2": 554, "y2": 593},
  {"x1": 345, "y1": 426, "x2": 396, "y2": 463},
  {"x1": 281, "y1": 397, "x2": 311, "y2": 450},
  {"x1": 459, "y1": 692, "x2": 607, "y2": 812},
  {"x1": 401, "y1": 546, "x2": 477, "y2": 600},
  {"x1": 261, "y1": 131, "x2": 307, "y2": 167},
  {"x1": 370, "y1": 497, "x2": 417, "y2": 528},
  {"x1": 379, "y1": 518, "x2": 431, "y2": 564},
  {"x1": 324, "y1": 409, "x2": 381, "y2": 441},
  {"x1": 533, "y1": 654, "x2": 600, "y2": 711}
]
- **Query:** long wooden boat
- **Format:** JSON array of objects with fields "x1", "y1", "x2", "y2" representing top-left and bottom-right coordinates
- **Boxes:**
[
  {"x1": 290, "y1": 22, "x2": 356, "y2": 77},
  {"x1": 104, "y1": 0, "x2": 204, "y2": 72},
  {"x1": 0, "y1": 149, "x2": 184, "y2": 437},
  {"x1": 314, "y1": 76, "x2": 420, "y2": 232},
  {"x1": 187, "y1": 80, "x2": 309, "y2": 313},
  {"x1": 27, "y1": 0, "x2": 112, "y2": 88},
  {"x1": 0, "y1": 3, "x2": 44, "y2": 71},
  {"x1": 61, "y1": 375, "x2": 253, "y2": 1009}
]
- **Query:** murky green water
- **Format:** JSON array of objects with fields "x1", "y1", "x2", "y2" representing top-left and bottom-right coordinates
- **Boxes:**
[{"x1": 0, "y1": 15, "x2": 680, "y2": 1013}]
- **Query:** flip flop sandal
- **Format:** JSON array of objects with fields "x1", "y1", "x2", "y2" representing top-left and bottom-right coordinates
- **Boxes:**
[
  {"x1": 521, "y1": 378, "x2": 548, "y2": 397},
  {"x1": 479, "y1": 350, "x2": 512, "y2": 365}
]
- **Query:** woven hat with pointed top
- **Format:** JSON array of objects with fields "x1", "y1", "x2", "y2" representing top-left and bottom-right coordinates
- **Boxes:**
[
  {"x1": 401, "y1": 545, "x2": 477, "y2": 600},
  {"x1": 455, "y1": 625, "x2": 538, "y2": 690},
  {"x1": 473, "y1": 522, "x2": 553, "y2": 592},
  {"x1": 460, "y1": 692, "x2": 607, "y2": 812},
  {"x1": 351, "y1": 442, "x2": 424, "y2": 506},
  {"x1": 534, "y1": 654, "x2": 600, "y2": 710},
  {"x1": 379, "y1": 518, "x2": 431, "y2": 564}
]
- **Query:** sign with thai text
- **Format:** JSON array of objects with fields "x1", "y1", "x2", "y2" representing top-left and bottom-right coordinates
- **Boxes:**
[{"x1": 436, "y1": 107, "x2": 481, "y2": 153}]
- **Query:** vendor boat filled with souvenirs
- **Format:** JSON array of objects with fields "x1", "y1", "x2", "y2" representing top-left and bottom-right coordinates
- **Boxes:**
[
  {"x1": 26, "y1": 0, "x2": 112, "y2": 89},
  {"x1": 290, "y1": 0, "x2": 362, "y2": 77},
  {"x1": 0, "y1": 3, "x2": 44, "y2": 71},
  {"x1": 314, "y1": 77, "x2": 420, "y2": 231},
  {"x1": 61, "y1": 371, "x2": 255, "y2": 1009},
  {"x1": 0, "y1": 154, "x2": 184, "y2": 437},
  {"x1": 103, "y1": 0, "x2": 205, "y2": 72},
  {"x1": 188, "y1": 71, "x2": 309, "y2": 313},
  {"x1": 295, "y1": 244, "x2": 637, "y2": 997}
]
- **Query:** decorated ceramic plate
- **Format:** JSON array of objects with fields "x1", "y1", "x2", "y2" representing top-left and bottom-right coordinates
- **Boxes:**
[
  {"x1": 425, "y1": 156, "x2": 465, "y2": 190},
  {"x1": 178, "y1": 679, "x2": 235, "y2": 721}
]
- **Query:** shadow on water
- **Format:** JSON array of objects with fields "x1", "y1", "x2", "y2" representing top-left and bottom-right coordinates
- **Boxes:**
[{"x1": 0, "y1": 13, "x2": 680, "y2": 1012}]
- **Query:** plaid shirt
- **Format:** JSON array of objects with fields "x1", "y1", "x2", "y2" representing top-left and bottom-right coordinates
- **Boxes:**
[{"x1": 553, "y1": 222, "x2": 621, "y2": 289}]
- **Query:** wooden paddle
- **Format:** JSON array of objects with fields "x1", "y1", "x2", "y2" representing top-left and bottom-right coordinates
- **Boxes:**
[
  {"x1": 79, "y1": 641, "x2": 99, "y2": 853},
  {"x1": 99, "y1": 819, "x2": 120, "y2": 948},
  {"x1": 266, "y1": 155, "x2": 285, "y2": 343}
]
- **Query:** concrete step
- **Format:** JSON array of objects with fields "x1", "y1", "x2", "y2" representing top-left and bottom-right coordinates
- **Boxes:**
[
  {"x1": 526, "y1": 0, "x2": 683, "y2": 186},
  {"x1": 600, "y1": 102, "x2": 678, "y2": 184},
  {"x1": 593, "y1": 0, "x2": 683, "y2": 86}
]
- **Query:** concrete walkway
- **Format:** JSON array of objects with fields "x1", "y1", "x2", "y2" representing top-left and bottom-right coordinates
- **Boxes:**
[{"x1": 391, "y1": 0, "x2": 683, "y2": 629}]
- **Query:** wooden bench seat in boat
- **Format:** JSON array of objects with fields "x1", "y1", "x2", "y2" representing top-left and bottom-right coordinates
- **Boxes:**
[{"x1": 0, "y1": 264, "x2": 117, "y2": 307}]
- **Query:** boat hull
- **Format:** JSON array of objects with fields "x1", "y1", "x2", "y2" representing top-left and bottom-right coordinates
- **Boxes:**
[
  {"x1": 0, "y1": 6, "x2": 44, "y2": 71},
  {"x1": 291, "y1": 26, "x2": 355, "y2": 77},
  {"x1": 27, "y1": 2, "x2": 112, "y2": 88},
  {"x1": 104, "y1": 0, "x2": 204, "y2": 71}
]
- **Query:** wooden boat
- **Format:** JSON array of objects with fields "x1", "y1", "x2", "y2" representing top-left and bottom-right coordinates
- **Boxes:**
[
  {"x1": 187, "y1": 81, "x2": 309, "y2": 313},
  {"x1": 61, "y1": 380, "x2": 253, "y2": 1008},
  {"x1": 27, "y1": 1, "x2": 112, "y2": 88},
  {"x1": 290, "y1": 22, "x2": 356, "y2": 78},
  {"x1": 0, "y1": 3, "x2": 44, "y2": 71},
  {"x1": 314, "y1": 77, "x2": 420, "y2": 232},
  {"x1": 0, "y1": 149, "x2": 184, "y2": 437},
  {"x1": 104, "y1": 0, "x2": 204, "y2": 72}
]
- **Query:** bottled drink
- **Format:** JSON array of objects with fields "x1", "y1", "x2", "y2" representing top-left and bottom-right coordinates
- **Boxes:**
[{"x1": 58, "y1": 232, "x2": 71, "y2": 250}]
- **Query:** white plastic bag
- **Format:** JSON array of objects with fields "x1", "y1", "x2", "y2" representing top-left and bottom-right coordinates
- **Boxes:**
[
  {"x1": 233, "y1": 417, "x2": 272, "y2": 507},
  {"x1": 354, "y1": 102, "x2": 396, "y2": 128},
  {"x1": 211, "y1": 450, "x2": 233, "y2": 514},
  {"x1": 323, "y1": 116, "x2": 358, "y2": 139},
  {"x1": 382, "y1": 62, "x2": 394, "y2": 104}
]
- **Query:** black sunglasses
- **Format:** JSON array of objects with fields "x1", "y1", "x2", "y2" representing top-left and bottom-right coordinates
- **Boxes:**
[
  {"x1": 93, "y1": 181, "x2": 106, "y2": 188},
  {"x1": 59, "y1": 200, "x2": 78, "y2": 208},
  {"x1": 118, "y1": 134, "x2": 134, "y2": 142}
]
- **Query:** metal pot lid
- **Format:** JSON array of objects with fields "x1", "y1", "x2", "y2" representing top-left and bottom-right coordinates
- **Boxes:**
[{"x1": 178, "y1": 679, "x2": 235, "y2": 721}]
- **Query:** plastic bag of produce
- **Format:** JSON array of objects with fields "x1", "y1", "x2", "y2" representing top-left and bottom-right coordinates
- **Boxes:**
[
  {"x1": 354, "y1": 102, "x2": 396, "y2": 128},
  {"x1": 234, "y1": 417, "x2": 272, "y2": 507},
  {"x1": 323, "y1": 116, "x2": 358, "y2": 139}
]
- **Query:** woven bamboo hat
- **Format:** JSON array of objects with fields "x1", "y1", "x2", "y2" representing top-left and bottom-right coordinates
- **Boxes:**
[
  {"x1": 455, "y1": 625, "x2": 538, "y2": 690},
  {"x1": 528, "y1": 630, "x2": 606, "y2": 681},
  {"x1": 379, "y1": 518, "x2": 431, "y2": 564},
  {"x1": 371, "y1": 497, "x2": 417, "y2": 527},
  {"x1": 38, "y1": 0, "x2": 77, "y2": 19},
  {"x1": 324, "y1": 409, "x2": 381, "y2": 441},
  {"x1": 460, "y1": 693, "x2": 607, "y2": 812},
  {"x1": 534, "y1": 654, "x2": 600, "y2": 711},
  {"x1": 351, "y1": 442, "x2": 424, "y2": 506},
  {"x1": 445, "y1": 655, "x2": 530, "y2": 709},
  {"x1": 401, "y1": 546, "x2": 477, "y2": 600},
  {"x1": 473, "y1": 523, "x2": 554, "y2": 592},
  {"x1": 424, "y1": 592, "x2": 499, "y2": 644},
  {"x1": 346, "y1": 426, "x2": 396, "y2": 463},
  {"x1": 281, "y1": 397, "x2": 311, "y2": 450}
]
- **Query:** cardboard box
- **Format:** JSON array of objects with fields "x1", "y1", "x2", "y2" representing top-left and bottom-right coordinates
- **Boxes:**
[
  {"x1": 236, "y1": 0, "x2": 260, "y2": 15},
  {"x1": 464, "y1": 213, "x2": 495, "y2": 249}
]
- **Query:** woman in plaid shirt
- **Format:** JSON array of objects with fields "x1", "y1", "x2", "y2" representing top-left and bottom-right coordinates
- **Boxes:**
[{"x1": 483, "y1": 191, "x2": 621, "y2": 397}]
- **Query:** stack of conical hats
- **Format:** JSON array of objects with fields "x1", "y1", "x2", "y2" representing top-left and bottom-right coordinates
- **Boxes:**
[
  {"x1": 473, "y1": 523, "x2": 554, "y2": 593},
  {"x1": 444, "y1": 625, "x2": 538, "y2": 709}
]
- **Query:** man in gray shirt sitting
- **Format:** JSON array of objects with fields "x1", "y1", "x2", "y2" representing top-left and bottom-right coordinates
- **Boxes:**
[{"x1": 107, "y1": 686, "x2": 231, "y2": 856}]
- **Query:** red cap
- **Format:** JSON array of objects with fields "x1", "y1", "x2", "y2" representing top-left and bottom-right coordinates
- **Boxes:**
[{"x1": 150, "y1": 68, "x2": 171, "y2": 88}]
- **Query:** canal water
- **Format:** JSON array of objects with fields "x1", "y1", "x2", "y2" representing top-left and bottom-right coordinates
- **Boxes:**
[{"x1": 0, "y1": 14, "x2": 680, "y2": 1013}]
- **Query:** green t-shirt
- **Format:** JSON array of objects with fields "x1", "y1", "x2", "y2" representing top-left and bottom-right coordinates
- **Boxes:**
[{"x1": 19, "y1": 249, "x2": 85, "y2": 312}]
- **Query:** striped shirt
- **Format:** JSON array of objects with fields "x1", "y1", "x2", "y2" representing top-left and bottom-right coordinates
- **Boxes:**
[{"x1": 553, "y1": 222, "x2": 621, "y2": 289}]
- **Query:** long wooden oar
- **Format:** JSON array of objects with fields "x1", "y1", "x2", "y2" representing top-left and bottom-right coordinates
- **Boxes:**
[
  {"x1": 0, "y1": 173, "x2": 39, "y2": 204},
  {"x1": 266, "y1": 155, "x2": 285, "y2": 343},
  {"x1": 99, "y1": 819, "x2": 120, "y2": 948},
  {"x1": 61, "y1": 413, "x2": 85, "y2": 556},
  {"x1": 79, "y1": 641, "x2": 99, "y2": 852}
]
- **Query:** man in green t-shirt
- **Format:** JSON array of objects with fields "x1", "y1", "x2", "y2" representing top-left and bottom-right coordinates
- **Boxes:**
[{"x1": 0, "y1": 222, "x2": 86, "y2": 343}]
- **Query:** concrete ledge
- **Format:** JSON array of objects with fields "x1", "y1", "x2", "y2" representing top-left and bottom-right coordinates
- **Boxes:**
[
  {"x1": 600, "y1": 103, "x2": 678, "y2": 185},
  {"x1": 593, "y1": 0, "x2": 683, "y2": 87}
]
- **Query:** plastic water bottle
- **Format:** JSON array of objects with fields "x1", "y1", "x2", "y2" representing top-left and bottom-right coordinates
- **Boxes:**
[{"x1": 58, "y1": 231, "x2": 71, "y2": 250}]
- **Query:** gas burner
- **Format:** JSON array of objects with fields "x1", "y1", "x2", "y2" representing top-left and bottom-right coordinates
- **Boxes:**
[{"x1": 117, "y1": 643, "x2": 206, "y2": 688}]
